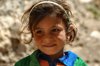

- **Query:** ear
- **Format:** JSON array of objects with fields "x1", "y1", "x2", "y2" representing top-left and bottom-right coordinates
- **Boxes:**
[
  {"x1": 66, "y1": 32, "x2": 71, "y2": 40},
  {"x1": 66, "y1": 25, "x2": 74, "y2": 40}
]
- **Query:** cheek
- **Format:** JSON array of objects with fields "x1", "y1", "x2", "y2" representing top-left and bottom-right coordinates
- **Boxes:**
[
  {"x1": 34, "y1": 35, "x2": 43, "y2": 44},
  {"x1": 57, "y1": 31, "x2": 66, "y2": 43}
]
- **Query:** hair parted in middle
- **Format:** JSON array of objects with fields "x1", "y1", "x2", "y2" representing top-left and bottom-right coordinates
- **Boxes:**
[{"x1": 20, "y1": 0, "x2": 77, "y2": 44}]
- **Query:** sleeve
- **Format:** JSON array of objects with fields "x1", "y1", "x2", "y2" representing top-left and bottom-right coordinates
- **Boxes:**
[
  {"x1": 14, "y1": 56, "x2": 30, "y2": 66},
  {"x1": 14, "y1": 61, "x2": 20, "y2": 66},
  {"x1": 74, "y1": 57, "x2": 88, "y2": 66}
]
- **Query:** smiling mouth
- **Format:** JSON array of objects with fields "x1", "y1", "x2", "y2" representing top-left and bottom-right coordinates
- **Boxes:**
[{"x1": 43, "y1": 44, "x2": 56, "y2": 47}]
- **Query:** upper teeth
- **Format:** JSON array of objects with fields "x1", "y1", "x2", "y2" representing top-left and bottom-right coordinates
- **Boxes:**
[{"x1": 45, "y1": 45, "x2": 53, "y2": 46}]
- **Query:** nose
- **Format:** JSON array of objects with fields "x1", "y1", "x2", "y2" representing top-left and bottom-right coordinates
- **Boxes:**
[{"x1": 43, "y1": 33, "x2": 53, "y2": 41}]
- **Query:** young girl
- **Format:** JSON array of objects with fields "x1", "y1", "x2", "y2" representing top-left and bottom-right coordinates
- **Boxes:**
[{"x1": 15, "y1": 0, "x2": 88, "y2": 66}]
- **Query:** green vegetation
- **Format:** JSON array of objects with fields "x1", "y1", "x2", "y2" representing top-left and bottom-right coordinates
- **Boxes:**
[{"x1": 88, "y1": 6, "x2": 100, "y2": 20}]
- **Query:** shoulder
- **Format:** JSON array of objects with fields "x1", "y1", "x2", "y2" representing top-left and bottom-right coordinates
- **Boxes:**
[
  {"x1": 64, "y1": 51, "x2": 88, "y2": 66},
  {"x1": 14, "y1": 49, "x2": 40, "y2": 66},
  {"x1": 74, "y1": 57, "x2": 88, "y2": 66},
  {"x1": 14, "y1": 55, "x2": 31, "y2": 66}
]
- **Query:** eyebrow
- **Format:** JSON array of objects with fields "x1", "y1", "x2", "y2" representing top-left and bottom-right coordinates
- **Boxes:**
[
  {"x1": 34, "y1": 28, "x2": 43, "y2": 30},
  {"x1": 51, "y1": 25, "x2": 61, "y2": 28},
  {"x1": 34, "y1": 25, "x2": 60, "y2": 30}
]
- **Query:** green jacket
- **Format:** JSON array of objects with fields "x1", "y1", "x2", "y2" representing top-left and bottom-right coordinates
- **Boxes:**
[{"x1": 14, "y1": 49, "x2": 88, "y2": 66}]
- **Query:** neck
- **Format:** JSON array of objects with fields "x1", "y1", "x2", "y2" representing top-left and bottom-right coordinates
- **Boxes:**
[{"x1": 48, "y1": 49, "x2": 65, "y2": 62}]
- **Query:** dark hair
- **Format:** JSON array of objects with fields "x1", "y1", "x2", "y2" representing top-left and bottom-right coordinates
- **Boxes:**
[{"x1": 20, "y1": 0, "x2": 77, "y2": 44}]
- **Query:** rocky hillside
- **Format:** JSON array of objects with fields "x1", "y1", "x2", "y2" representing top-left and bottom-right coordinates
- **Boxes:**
[{"x1": 0, "y1": 0, "x2": 100, "y2": 66}]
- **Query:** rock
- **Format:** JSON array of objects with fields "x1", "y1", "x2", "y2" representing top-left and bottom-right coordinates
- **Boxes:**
[
  {"x1": 79, "y1": 0, "x2": 93, "y2": 3},
  {"x1": 0, "y1": 56, "x2": 9, "y2": 63},
  {"x1": 91, "y1": 30, "x2": 100, "y2": 39},
  {"x1": 0, "y1": 16, "x2": 14, "y2": 29}
]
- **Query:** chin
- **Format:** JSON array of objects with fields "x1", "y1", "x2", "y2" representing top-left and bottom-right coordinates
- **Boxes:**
[{"x1": 42, "y1": 51, "x2": 56, "y2": 55}]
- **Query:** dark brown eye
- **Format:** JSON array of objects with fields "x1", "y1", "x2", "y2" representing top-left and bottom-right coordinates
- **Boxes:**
[
  {"x1": 52, "y1": 29, "x2": 60, "y2": 32},
  {"x1": 36, "y1": 30, "x2": 43, "y2": 34}
]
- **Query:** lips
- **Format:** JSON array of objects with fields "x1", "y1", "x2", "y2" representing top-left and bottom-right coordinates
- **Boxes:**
[{"x1": 43, "y1": 44, "x2": 56, "y2": 47}]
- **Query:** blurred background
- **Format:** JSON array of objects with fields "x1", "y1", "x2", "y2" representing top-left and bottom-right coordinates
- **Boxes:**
[{"x1": 0, "y1": 0, "x2": 100, "y2": 66}]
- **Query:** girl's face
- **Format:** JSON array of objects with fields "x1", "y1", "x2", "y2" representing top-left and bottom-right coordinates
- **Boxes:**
[{"x1": 33, "y1": 16, "x2": 67, "y2": 56}]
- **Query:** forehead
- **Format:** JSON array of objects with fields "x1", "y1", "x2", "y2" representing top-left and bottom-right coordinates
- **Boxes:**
[{"x1": 35, "y1": 15, "x2": 65, "y2": 29}]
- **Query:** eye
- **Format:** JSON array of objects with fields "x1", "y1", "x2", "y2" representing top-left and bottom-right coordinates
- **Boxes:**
[
  {"x1": 36, "y1": 30, "x2": 43, "y2": 34},
  {"x1": 52, "y1": 29, "x2": 60, "y2": 32}
]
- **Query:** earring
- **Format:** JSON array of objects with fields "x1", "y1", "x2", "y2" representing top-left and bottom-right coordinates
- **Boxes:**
[
  {"x1": 68, "y1": 36, "x2": 70, "y2": 39},
  {"x1": 66, "y1": 36, "x2": 71, "y2": 44},
  {"x1": 67, "y1": 36, "x2": 70, "y2": 40}
]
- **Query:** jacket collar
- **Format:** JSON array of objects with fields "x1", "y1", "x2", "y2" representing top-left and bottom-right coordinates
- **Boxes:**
[
  {"x1": 59, "y1": 51, "x2": 78, "y2": 66},
  {"x1": 29, "y1": 49, "x2": 77, "y2": 66}
]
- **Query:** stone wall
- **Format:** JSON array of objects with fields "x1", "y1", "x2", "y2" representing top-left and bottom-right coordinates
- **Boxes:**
[{"x1": 0, "y1": 0, "x2": 100, "y2": 66}]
